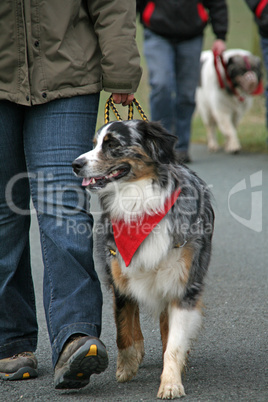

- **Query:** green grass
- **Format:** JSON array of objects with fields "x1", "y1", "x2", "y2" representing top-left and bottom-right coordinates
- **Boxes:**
[{"x1": 97, "y1": 0, "x2": 267, "y2": 153}]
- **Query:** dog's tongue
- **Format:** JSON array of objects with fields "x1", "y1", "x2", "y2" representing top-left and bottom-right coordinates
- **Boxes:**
[{"x1": 82, "y1": 178, "x2": 92, "y2": 187}]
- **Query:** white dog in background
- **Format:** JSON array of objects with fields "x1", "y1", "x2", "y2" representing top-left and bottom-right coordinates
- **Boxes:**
[{"x1": 196, "y1": 49, "x2": 263, "y2": 153}]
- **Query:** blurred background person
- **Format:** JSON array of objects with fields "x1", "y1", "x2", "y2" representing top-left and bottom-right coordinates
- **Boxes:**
[
  {"x1": 244, "y1": 0, "x2": 268, "y2": 135},
  {"x1": 137, "y1": 0, "x2": 228, "y2": 162}
]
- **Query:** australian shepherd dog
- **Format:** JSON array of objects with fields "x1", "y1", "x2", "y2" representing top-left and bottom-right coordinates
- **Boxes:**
[{"x1": 72, "y1": 120, "x2": 214, "y2": 399}]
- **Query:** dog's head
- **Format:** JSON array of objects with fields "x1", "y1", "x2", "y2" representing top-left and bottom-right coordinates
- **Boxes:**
[
  {"x1": 72, "y1": 120, "x2": 177, "y2": 191},
  {"x1": 226, "y1": 52, "x2": 262, "y2": 94}
]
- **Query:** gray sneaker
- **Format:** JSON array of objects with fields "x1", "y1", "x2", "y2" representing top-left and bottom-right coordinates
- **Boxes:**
[
  {"x1": 54, "y1": 336, "x2": 108, "y2": 389},
  {"x1": 0, "y1": 352, "x2": 38, "y2": 381}
]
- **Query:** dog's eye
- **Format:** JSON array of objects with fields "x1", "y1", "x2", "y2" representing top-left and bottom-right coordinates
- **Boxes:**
[
  {"x1": 108, "y1": 141, "x2": 116, "y2": 149},
  {"x1": 103, "y1": 135, "x2": 120, "y2": 152},
  {"x1": 107, "y1": 139, "x2": 119, "y2": 149}
]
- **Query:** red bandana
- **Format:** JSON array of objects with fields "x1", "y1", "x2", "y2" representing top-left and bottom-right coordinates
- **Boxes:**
[{"x1": 111, "y1": 188, "x2": 181, "y2": 267}]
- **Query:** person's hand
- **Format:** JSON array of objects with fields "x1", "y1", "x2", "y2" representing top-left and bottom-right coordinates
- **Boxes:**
[
  {"x1": 112, "y1": 93, "x2": 134, "y2": 106},
  {"x1": 212, "y1": 39, "x2": 226, "y2": 56}
]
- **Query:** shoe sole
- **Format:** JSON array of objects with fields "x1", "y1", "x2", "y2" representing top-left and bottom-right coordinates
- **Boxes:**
[
  {"x1": 0, "y1": 367, "x2": 38, "y2": 381},
  {"x1": 55, "y1": 338, "x2": 108, "y2": 389}
]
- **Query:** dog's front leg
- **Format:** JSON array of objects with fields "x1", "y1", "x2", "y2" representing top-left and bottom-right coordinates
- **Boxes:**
[
  {"x1": 157, "y1": 302, "x2": 202, "y2": 399},
  {"x1": 113, "y1": 288, "x2": 144, "y2": 382},
  {"x1": 216, "y1": 113, "x2": 241, "y2": 153},
  {"x1": 205, "y1": 122, "x2": 220, "y2": 152}
]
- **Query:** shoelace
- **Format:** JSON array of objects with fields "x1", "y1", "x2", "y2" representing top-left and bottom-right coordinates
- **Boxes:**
[{"x1": 10, "y1": 352, "x2": 32, "y2": 360}]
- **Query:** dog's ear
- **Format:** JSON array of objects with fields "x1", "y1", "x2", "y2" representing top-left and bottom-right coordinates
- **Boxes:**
[
  {"x1": 227, "y1": 56, "x2": 234, "y2": 66},
  {"x1": 226, "y1": 56, "x2": 237, "y2": 72},
  {"x1": 226, "y1": 56, "x2": 243, "y2": 80},
  {"x1": 137, "y1": 120, "x2": 177, "y2": 164}
]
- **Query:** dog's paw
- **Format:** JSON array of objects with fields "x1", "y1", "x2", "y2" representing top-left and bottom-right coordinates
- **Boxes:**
[
  {"x1": 116, "y1": 345, "x2": 141, "y2": 382},
  {"x1": 208, "y1": 141, "x2": 220, "y2": 152},
  {"x1": 157, "y1": 381, "x2": 185, "y2": 399},
  {"x1": 224, "y1": 138, "x2": 241, "y2": 154}
]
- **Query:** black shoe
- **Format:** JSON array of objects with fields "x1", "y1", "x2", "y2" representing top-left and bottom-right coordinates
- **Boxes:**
[
  {"x1": 54, "y1": 336, "x2": 108, "y2": 389},
  {"x1": 176, "y1": 151, "x2": 192, "y2": 164},
  {"x1": 0, "y1": 352, "x2": 38, "y2": 381}
]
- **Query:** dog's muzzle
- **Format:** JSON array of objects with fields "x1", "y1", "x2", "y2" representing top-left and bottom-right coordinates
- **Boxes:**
[{"x1": 236, "y1": 71, "x2": 258, "y2": 94}]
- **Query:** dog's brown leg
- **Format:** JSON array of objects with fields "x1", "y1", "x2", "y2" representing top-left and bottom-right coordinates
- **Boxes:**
[
  {"x1": 133, "y1": 305, "x2": 145, "y2": 364},
  {"x1": 159, "y1": 309, "x2": 169, "y2": 356},
  {"x1": 112, "y1": 287, "x2": 144, "y2": 382}
]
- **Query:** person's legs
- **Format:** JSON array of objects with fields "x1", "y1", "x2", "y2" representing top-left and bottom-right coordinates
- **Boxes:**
[
  {"x1": 23, "y1": 94, "x2": 103, "y2": 368},
  {"x1": 143, "y1": 29, "x2": 176, "y2": 133},
  {"x1": 260, "y1": 36, "x2": 268, "y2": 131},
  {"x1": 0, "y1": 101, "x2": 38, "y2": 361},
  {"x1": 174, "y1": 36, "x2": 203, "y2": 153}
]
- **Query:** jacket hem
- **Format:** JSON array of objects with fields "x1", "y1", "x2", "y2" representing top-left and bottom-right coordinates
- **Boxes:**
[{"x1": 0, "y1": 84, "x2": 102, "y2": 106}]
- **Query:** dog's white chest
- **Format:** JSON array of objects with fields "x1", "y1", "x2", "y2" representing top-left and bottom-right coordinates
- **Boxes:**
[
  {"x1": 118, "y1": 219, "x2": 187, "y2": 313},
  {"x1": 125, "y1": 218, "x2": 171, "y2": 270}
]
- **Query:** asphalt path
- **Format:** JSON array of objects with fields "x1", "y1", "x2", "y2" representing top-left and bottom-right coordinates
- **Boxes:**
[{"x1": 1, "y1": 144, "x2": 267, "y2": 401}]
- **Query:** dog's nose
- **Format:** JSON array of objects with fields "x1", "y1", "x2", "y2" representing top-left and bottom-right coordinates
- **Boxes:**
[{"x1": 72, "y1": 157, "x2": 86, "y2": 174}]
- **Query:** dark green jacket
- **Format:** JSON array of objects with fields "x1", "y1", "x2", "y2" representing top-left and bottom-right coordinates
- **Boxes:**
[{"x1": 0, "y1": 1, "x2": 142, "y2": 106}]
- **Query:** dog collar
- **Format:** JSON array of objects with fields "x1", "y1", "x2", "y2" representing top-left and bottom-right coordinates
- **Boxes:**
[
  {"x1": 213, "y1": 51, "x2": 245, "y2": 101},
  {"x1": 111, "y1": 188, "x2": 181, "y2": 267}
]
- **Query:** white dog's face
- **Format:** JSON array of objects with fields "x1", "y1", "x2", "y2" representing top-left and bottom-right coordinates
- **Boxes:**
[{"x1": 227, "y1": 54, "x2": 262, "y2": 94}]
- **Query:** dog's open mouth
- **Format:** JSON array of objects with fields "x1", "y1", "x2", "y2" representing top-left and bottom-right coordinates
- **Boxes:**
[{"x1": 82, "y1": 166, "x2": 130, "y2": 189}]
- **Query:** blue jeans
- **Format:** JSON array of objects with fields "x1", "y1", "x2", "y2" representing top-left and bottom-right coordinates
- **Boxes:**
[
  {"x1": 0, "y1": 95, "x2": 102, "y2": 367},
  {"x1": 144, "y1": 29, "x2": 203, "y2": 152},
  {"x1": 260, "y1": 36, "x2": 268, "y2": 130}
]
